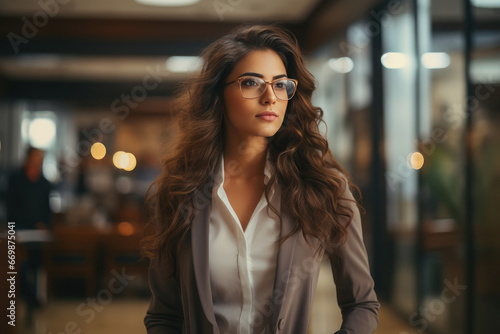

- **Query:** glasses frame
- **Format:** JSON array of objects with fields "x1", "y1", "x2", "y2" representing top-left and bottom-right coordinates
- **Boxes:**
[{"x1": 225, "y1": 76, "x2": 298, "y2": 101}]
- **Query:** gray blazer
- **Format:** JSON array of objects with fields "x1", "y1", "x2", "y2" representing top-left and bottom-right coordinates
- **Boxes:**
[{"x1": 144, "y1": 178, "x2": 379, "y2": 333}]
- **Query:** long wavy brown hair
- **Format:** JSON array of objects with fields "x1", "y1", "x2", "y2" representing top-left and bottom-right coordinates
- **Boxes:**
[{"x1": 142, "y1": 25, "x2": 360, "y2": 275}]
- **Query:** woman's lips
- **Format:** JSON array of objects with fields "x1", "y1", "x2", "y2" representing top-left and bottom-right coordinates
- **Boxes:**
[{"x1": 256, "y1": 111, "x2": 278, "y2": 121}]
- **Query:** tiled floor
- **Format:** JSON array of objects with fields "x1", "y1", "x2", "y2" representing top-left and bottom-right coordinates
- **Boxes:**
[
  {"x1": 16, "y1": 299, "x2": 149, "y2": 334},
  {"x1": 15, "y1": 301, "x2": 420, "y2": 334},
  {"x1": 14, "y1": 262, "x2": 422, "y2": 334}
]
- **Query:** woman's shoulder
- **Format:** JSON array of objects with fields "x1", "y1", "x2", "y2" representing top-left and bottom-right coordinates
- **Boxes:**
[
  {"x1": 326, "y1": 167, "x2": 359, "y2": 205},
  {"x1": 327, "y1": 167, "x2": 349, "y2": 188}
]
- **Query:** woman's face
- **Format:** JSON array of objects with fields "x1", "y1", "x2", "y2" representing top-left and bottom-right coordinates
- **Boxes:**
[{"x1": 223, "y1": 49, "x2": 289, "y2": 141}]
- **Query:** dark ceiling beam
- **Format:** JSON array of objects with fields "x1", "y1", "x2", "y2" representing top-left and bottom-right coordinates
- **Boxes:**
[
  {"x1": 0, "y1": 16, "x2": 244, "y2": 56},
  {"x1": 432, "y1": 20, "x2": 500, "y2": 32},
  {"x1": 0, "y1": 16, "x2": 243, "y2": 40},
  {"x1": 301, "y1": 0, "x2": 386, "y2": 52},
  {"x1": 2, "y1": 79, "x2": 176, "y2": 105},
  {"x1": 0, "y1": 37, "x2": 210, "y2": 56}
]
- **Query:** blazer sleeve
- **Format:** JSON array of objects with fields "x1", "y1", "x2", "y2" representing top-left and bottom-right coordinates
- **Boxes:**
[
  {"x1": 329, "y1": 180, "x2": 380, "y2": 334},
  {"x1": 144, "y1": 256, "x2": 184, "y2": 334}
]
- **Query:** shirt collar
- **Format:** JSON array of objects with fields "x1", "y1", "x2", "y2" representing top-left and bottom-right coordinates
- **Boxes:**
[{"x1": 213, "y1": 151, "x2": 273, "y2": 190}]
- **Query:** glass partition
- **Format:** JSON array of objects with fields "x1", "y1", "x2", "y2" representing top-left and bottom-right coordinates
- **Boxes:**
[
  {"x1": 416, "y1": 0, "x2": 468, "y2": 332},
  {"x1": 381, "y1": 0, "x2": 419, "y2": 316},
  {"x1": 471, "y1": 2, "x2": 500, "y2": 332}
]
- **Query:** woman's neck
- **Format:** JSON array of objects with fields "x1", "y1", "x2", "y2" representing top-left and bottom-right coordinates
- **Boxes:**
[{"x1": 223, "y1": 135, "x2": 267, "y2": 179}]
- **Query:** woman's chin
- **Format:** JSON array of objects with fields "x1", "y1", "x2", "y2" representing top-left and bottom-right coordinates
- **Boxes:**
[{"x1": 255, "y1": 124, "x2": 283, "y2": 138}]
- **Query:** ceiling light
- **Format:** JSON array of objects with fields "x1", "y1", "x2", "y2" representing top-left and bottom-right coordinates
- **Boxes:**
[
  {"x1": 328, "y1": 57, "x2": 354, "y2": 73},
  {"x1": 135, "y1": 0, "x2": 200, "y2": 7},
  {"x1": 471, "y1": 0, "x2": 500, "y2": 8},
  {"x1": 165, "y1": 56, "x2": 202, "y2": 73},
  {"x1": 18, "y1": 54, "x2": 61, "y2": 68},
  {"x1": 421, "y1": 52, "x2": 450, "y2": 69},
  {"x1": 29, "y1": 118, "x2": 56, "y2": 149},
  {"x1": 381, "y1": 52, "x2": 409, "y2": 69}
]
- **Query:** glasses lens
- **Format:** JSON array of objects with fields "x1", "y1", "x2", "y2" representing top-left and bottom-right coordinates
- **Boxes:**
[
  {"x1": 273, "y1": 79, "x2": 296, "y2": 100},
  {"x1": 240, "y1": 77, "x2": 266, "y2": 99}
]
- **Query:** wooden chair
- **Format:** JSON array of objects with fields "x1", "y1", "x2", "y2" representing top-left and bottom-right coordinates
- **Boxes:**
[
  {"x1": 102, "y1": 231, "x2": 149, "y2": 295},
  {"x1": 44, "y1": 227, "x2": 100, "y2": 298}
]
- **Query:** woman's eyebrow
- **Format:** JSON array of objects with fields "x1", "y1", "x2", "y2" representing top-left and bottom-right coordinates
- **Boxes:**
[{"x1": 239, "y1": 72, "x2": 288, "y2": 80}]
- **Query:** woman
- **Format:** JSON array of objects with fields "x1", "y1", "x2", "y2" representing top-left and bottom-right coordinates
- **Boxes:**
[{"x1": 142, "y1": 25, "x2": 379, "y2": 334}]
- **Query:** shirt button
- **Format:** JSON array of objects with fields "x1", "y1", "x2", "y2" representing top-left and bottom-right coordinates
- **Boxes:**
[{"x1": 278, "y1": 318, "x2": 285, "y2": 330}]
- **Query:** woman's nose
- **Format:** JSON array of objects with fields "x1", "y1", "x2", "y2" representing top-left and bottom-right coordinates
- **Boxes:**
[{"x1": 260, "y1": 82, "x2": 277, "y2": 104}]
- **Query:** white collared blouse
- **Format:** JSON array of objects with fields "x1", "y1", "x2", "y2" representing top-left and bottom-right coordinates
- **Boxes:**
[{"x1": 208, "y1": 154, "x2": 281, "y2": 334}]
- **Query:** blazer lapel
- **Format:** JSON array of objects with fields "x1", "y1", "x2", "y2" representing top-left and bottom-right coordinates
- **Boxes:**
[
  {"x1": 191, "y1": 185, "x2": 218, "y2": 328},
  {"x1": 270, "y1": 208, "x2": 299, "y2": 327}
]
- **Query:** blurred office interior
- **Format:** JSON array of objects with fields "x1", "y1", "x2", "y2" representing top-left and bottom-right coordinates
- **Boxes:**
[{"x1": 0, "y1": 0, "x2": 499, "y2": 333}]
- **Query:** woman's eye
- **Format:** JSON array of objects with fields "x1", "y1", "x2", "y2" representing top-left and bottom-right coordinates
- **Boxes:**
[
  {"x1": 241, "y1": 78, "x2": 260, "y2": 87},
  {"x1": 274, "y1": 81, "x2": 286, "y2": 90}
]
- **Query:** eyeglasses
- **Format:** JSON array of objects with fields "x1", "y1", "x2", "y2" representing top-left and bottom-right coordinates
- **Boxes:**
[{"x1": 225, "y1": 76, "x2": 298, "y2": 101}]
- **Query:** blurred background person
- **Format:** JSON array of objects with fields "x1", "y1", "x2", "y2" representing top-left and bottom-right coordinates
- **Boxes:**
[
  {"x1": 7, "y1": 147, "x2": 52, "y2": 230},
  {"x1": 6, "y1": 146, "x2": 53, "y2": 326}
]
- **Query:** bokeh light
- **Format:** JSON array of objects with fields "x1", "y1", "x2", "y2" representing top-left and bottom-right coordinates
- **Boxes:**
[
  {"x1": 113, "y1": 151, "x2": 137, "y2": 171},
  {"x1": 381, "y1": 52, "x2": 409, "y2": 69},
  {"x1": 123, "y1": 152, "x2": 137, "y2": 171},
  {"x1": 117, "y1": 222, "x2": 134, "y2": 236},
  {"x1": 91, "y1": 142, "x2": 106, "y2": 160},
  {"x1": 113, "y1": 151, "x2": 126, "y2": 169},
  {"x1": 328, "y1": 57, "x2": 354, "y2": 73},
  {"x1": 410, "y1": 152, "x2": 425, "y2": 170},
  {"x1": 29, "y1": 118, "x2": 56, "y2": 149}
]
